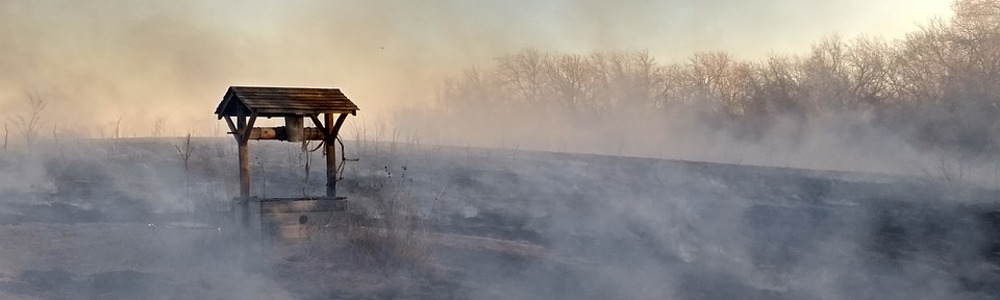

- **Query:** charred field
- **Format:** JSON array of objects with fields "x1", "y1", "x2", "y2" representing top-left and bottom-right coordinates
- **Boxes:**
[
  {"x1": 7, "y1": 0, "x2": 1000, "y2": 299},
  {"x1": 0, "y1": 137, "x2": 996, "y2": 299}
]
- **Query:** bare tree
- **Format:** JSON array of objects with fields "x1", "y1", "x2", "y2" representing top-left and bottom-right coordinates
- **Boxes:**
[
  {"x1": 749, "y1": 55, "x2": 803, "y2": 116},
  {"x1": 3, "y1": 122, "x2": 8, "y2": 152},
  {"x1": 176, "y1": 133, "x2": 196, "y2": 202},
  {"x1": 846, "y1": 36, "x2": 893, "y2": 108},
  {"x1": 800, "y1": 35, "x2": 855, "y2": 112},
  {"x1": 892, "y1": 19, "x2": 953, "y2": 105},
  {"x1": 14, "y1": 93, "x2": 46, "y2": 146},
  {"x1": 113, "y1": 116, "x2": 123, "y2": 140},
  {"x1": 495, "y1": 49, "x2": 550, "y2": 105},
  {"x1": 953, "y1": 0, "x2": 1000, "y2": 34},
  {"x1": 418, "y1": 1, "x2": 1000, "y2": 164},
  {"x1": 151, "y1": 117, "x2": 166, "y2": 137},
  {"x1": 545, "y1": 53, "x2": 599, "y2": 111},
  {"x1": 591, "y1": 50, "x2": 666, "y2": 112},
  {"x1": 441, "y1": 67, "x2": 502, "y2": 112},
  {"x1": 175, "y1": 133, "x2": 195, "y2": 171},
  {"x1": 683, "y1": 51, "x2": 754, "y2": 116}
]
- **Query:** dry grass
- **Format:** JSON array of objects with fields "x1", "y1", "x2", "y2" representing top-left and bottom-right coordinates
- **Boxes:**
[{"x1": 343, "y1": 172, "x2": 432, "y2": 274}]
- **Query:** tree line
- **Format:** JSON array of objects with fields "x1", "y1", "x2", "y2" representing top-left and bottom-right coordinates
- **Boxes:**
[{"x1": 430, "y1": 0, "x2": 1000, "y2": 158}]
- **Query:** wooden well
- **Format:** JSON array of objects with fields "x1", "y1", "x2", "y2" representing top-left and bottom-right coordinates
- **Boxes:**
[{"x1": 214, "y1": 86, "x2": 359, "y2": 236}]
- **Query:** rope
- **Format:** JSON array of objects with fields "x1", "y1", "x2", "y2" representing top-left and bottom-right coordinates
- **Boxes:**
[
  {"x1": 297, "y1": 135, "x2": 358, "y2": 187},
  {"x1": 336, "y1": 135, "x2": 359, "y2": 180},
  {"x1": 305, "y1": 136, "x2": 359, "y2": 181},
  {"x1": 301, "y1": 140, "x2": 322, "y2": 184},
  {"x1": 302, "y1": 140, "x2": 325, "y2": 153}
]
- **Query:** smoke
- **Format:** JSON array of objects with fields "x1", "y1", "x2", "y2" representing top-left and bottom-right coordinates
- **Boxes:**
[
  {"x1": 2, "y1": 1, "x2": 995, "y2": 299},
  {"x1": 322, "y1": 139, "x2": 997, "y2": 299},
  {"x1": 0, "y1": 0, "x2": 949, "y2": 137}
]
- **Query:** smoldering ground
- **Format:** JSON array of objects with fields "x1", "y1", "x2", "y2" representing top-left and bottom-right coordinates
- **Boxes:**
[
  {"x1": 2, "y1": 136, "x2": 998, "y2": 299},
  {"x1": 1, "y1": 0, "x2": 999, "y2": 299},
  {"x1": 384, "y1": 1, "x2": 1000, "y2": 298},
  {"x1": 349, "y1": 145, "x2": 1000, "y2": 300},
  {"x1": 0, "y1": 140, "x2": 301, "y2": 299}
]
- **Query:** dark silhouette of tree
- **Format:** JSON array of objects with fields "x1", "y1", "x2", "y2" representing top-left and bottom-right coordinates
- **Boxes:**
[
  {"x1": 14, "y1": 93, "x2": 46, "y2": 146},
  {"x1": 422, "y1": 0, "x2": 1000, "y2": 159}
]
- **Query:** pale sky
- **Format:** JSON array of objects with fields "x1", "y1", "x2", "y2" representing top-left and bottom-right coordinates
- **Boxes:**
[{"x1": 0, "y1": 0, "x2": 955, "y2": 136}]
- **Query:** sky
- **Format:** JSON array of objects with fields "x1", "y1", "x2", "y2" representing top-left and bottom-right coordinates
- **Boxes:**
[{"x1": 0, "y1": 0, "x2": 954, "y2": 137}]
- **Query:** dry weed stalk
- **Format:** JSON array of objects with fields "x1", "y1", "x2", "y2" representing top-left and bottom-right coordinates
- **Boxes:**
[
  {"x1": 175, "y1": 133, "x2": 195, "y2": 171},
  {"x1": 346, "y1": 166, "x2": 431, "y2": 273},
  {"x1": 174, "y1": 133, "x2": 197, "y2": 210},
  {"x1": 111, "y1": 116, "x2": 123, "y2": 154}
]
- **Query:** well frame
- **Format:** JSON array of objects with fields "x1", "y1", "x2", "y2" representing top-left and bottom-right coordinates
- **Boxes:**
[{"x1": 214, "y1": 86, "x2": 359, "y2": 230}]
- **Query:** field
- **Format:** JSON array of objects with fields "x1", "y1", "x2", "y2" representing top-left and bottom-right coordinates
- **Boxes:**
[{"x1": 0, "y1": 138, "x2": 997, "y2": 299}]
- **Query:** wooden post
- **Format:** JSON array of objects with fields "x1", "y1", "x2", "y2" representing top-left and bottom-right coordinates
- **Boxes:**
[
  {"x1": 238, "y1": 114, "x2": 250, "y2": 199},
  {"x1": 324, "y1": 113, "x2": 337, "y2": 197},
  {"x1": 323, "y1": 113, "x2": 349, "y2": 198},
  {"x1": 237, "y1": 113, "x2": 250, "y2": 226}
]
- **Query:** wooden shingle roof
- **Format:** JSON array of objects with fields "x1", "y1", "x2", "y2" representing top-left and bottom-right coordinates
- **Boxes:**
[{"x1": 215, "y1": 86, "x2": 359, "y2": 118}]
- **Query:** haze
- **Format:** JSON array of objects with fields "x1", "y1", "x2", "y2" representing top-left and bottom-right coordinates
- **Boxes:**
[{"x1": 0, "y1": 0, "x2": 951, "y2": 136}]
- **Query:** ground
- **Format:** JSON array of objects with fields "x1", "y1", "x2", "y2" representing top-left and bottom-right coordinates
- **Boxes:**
[{"x1": 0, "y1": 138, "x2": 997, "y2": 299}]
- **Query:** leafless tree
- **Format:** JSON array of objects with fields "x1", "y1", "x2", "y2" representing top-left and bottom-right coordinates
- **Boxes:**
[
  {"x1": 151, "y1": 117, "x2": 166, "y2": 137},
  {"x1": 175, "y1": 133, "x2": 195, "y2": 171},
  {"x1": 14, "y1": 93, "x2": 46, "y2": 146},
  {"x1": 749, "y1": 55, "x2": 803, "y2": 116},
  {"x1": 441, "y1": 67, "x2": 502, "y2": 113},
  {"x1": 683, "y1": 51, "x2": 754, "y2": 116},
  {"x1": 495, "y1": 49, "x2": 549, "y2": 105},
  {"x1": 892, "y1": 19, "x2": 953, "y2": 105},
  {"x1": 417, "y1": 0, "x2": 1000, "y2": 167},
  {"x1": 545, "y1": 53, "x2": 600, "y2": 111},
  {"x1": 2, "y1": 122, "x2": 8, "y2": 152},
  {"x1": 953, "y1": 0, "x2": 1000, "y2": 34},
  {"x1": 799, "y1": 35, "x2": 855, "y2": 112},
  {"x1": 113, "y1": 116, "x2": 123, "y2": 139},
  {"x1": 846, "y1": 36, "x2": 893, "y2": 108},
  {"x1": 176, "y1": 133, "x2": 196, "y2": 200},
  {"x1": 592, "y1": 51, "x2": 666, "y2": 112}
]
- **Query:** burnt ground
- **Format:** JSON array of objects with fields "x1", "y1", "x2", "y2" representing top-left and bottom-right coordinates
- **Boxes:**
[{"x1": 0, "y1": 139, "x2": 998, "y2": 299}]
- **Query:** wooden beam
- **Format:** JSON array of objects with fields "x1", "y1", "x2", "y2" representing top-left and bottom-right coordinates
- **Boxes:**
[
  {"x1": 240, "y1": 112, "x2": 258, "y2": 144},
  {"x1": 325, "y1": 113, "x2": 337, "y2": 197},
  {"x1": 323, "y1": 113, "x2": 350, "y2": 198},
  {"x1": 224, "y1": 116, "x2": 240, "y2": 142},
  {"x1": 254, "y1": 109, "x2": 358, "y2": 116},
  {"x1": 309, "y1": 114, "x2": 333, "y2": 141},
  {"x1": 330, "y1": 113, "x2": 349, "y2": 137},
  {"x1": 237, "y1": 113, "x2": 250, "y2": 200},
  {"x1": 248, "y1": 127, "x2": 326, "y2": 140},
  {"x1": 215, "y1": 92, "x2": 234, "y2": 120}
]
